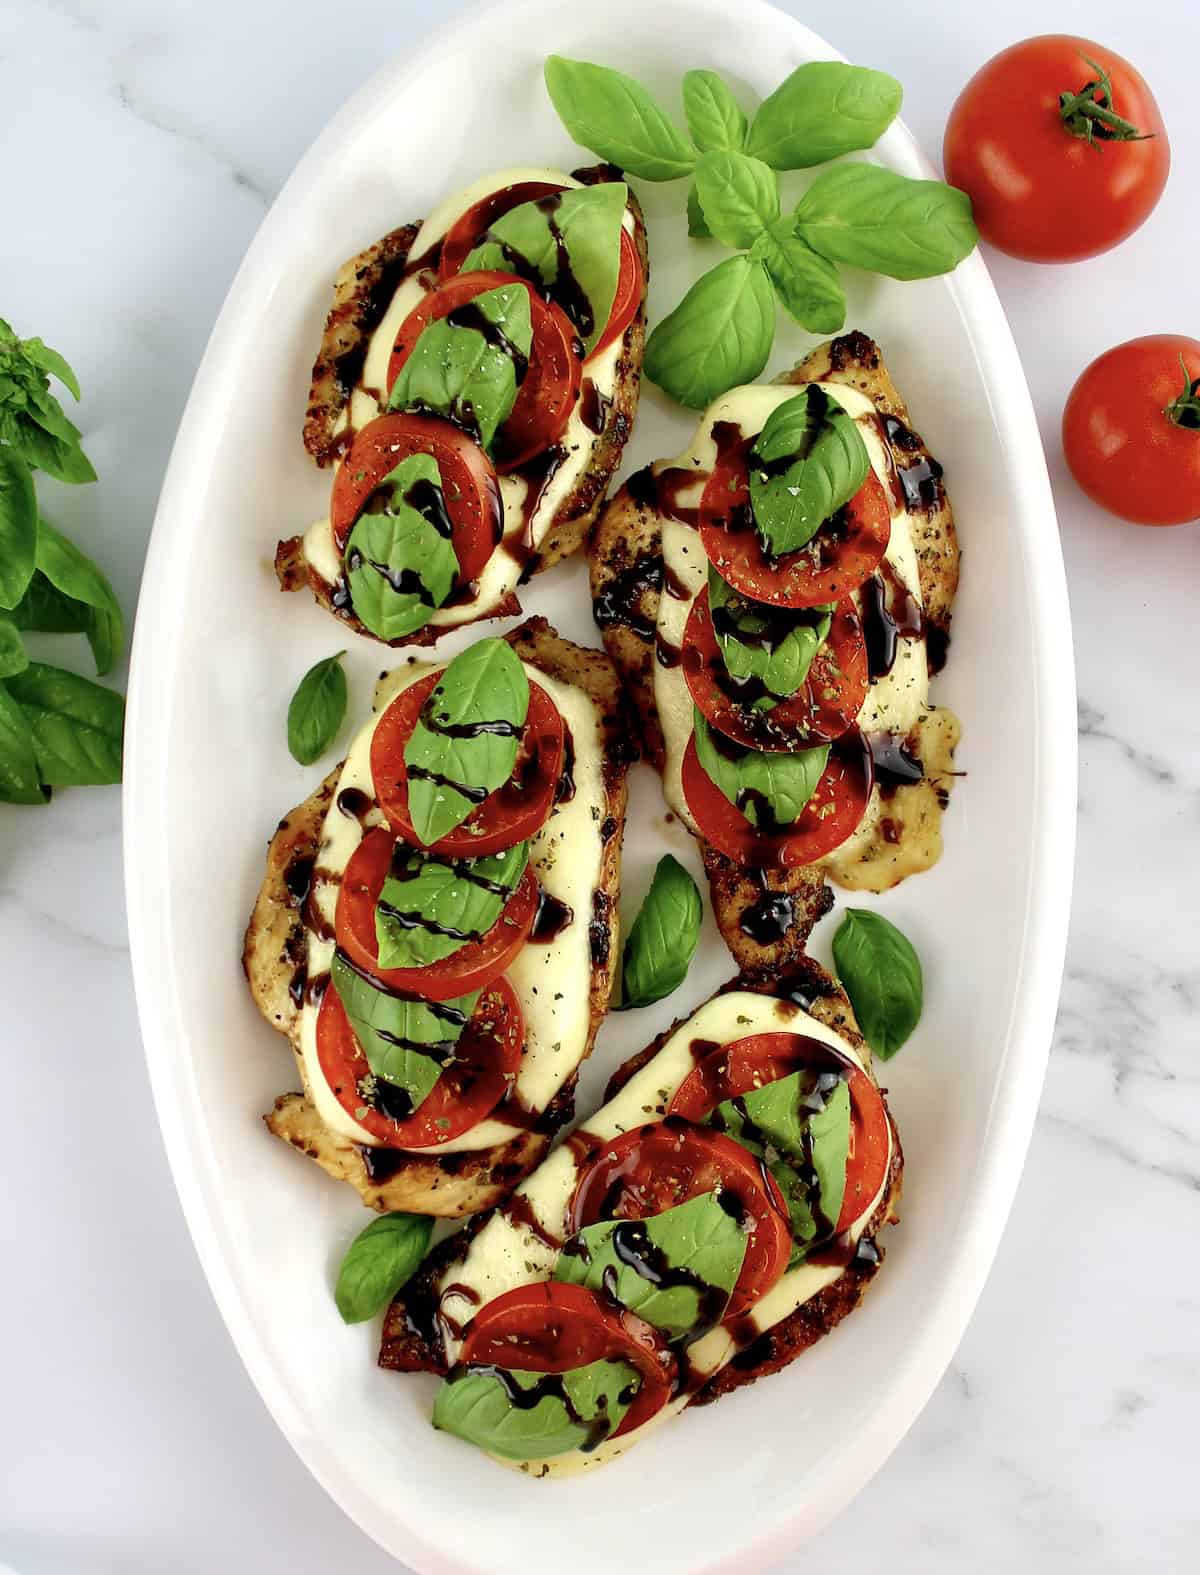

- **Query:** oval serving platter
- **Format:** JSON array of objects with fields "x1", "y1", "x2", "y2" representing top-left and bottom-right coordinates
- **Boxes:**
[{"x1": 124, "y1": 0, "x2": 1076, "y2": 1570}]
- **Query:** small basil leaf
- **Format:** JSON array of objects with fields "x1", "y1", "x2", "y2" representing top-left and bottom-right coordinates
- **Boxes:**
[
  {"x1": 544, "y1": 56, "x2": 696, "y2": 182},
  {"x1": 402, "y1": 639, "x2": 529, "y2": 846},
  {"x1": 10, "y1": 571, "x2": 90, "y2": 634},
  {"x1": 644, "y1": 255, "x2": 775, "y2": 410},
  {"x1": 682, "y1": 69, "x2": 748, "y2": 153},
  {"x1": 23, "y1": 385, "x2": 82, "y2": 447},
  {"x1": 753, "y1": 221, "x2": 847, "y2": 333},
  {"x1": 746, "y1": 62, "x2": 903, "y2": 169},
  {"x1": 692, "y1": 150, "x2": 779, "y2": 250},
  {"x1": 387, "y1": 283, "x2": 532, "y2": 451},
  {"x1": 0, "y1": 450, "x2": 37, "y2": 611},
  {"x1": 749, "y1": 386, "x2": 870, "y2": 556},
  {"x1": 556, "y1": 1190, "x2": 746, "y2": 1340},
  {"x1": 708, "y1": 567, "x2": 832, "y2": 700},
  {"x1": 0, "y1": 681, "x2": 45, "y2": 803},
  {"x1": 13, "y1": 419, "x2": 97, "y2": 485},
  {"x1": 34, "y1": 518, "x2": 124, "y2": 676},
  {"x1": 686, "y1": 184, "x2": 713, "y2": 239},
  {"x1": 345, "y1": 453, "x2": 459, "y2": 642},
  {"x1": 375, "y1": 840, "x2": 529, "y2": 970},
  {"x1": 693, "y1": 708, "x2": 828, "y2": 831},
  {"x1": 0, "y1": 618, "x2": 28, "y2": 679},
  {"x1": 20, "y1": 339, "x2": 82, "y2": 401},
  {"x1": 286, "y1": 651, "x2": 347, "y2": 766},
  {"x1": 434, "y1": 1357, "x2": 639, "y2": 1461},
  {"x1": 619, "y1": 853, "x2": 702, "y2": 1010},
  {"x1": 464, "y1": 183, "x2": 625, "y2": 354},
  {"x1": 793, "y1": 164, "x2": 978, "y2": 281},
  {"x1": 4, "y1": 661, "x2": 123, "y2": 785},
  {"x1": 334, "y1": 1211, "x2": 434, "y2": 1324},
  {"x1": 832, "y1": 908, "x2": 923, "y2": 1060}
]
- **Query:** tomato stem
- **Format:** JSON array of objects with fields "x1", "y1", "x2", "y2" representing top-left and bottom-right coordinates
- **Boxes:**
[
  {"x1": 1165, "y1": 356, "x2": 1200, "y2": 431},
  {"x1": 1058, "y1": 54, "x2": 1155, "y2": 146}
]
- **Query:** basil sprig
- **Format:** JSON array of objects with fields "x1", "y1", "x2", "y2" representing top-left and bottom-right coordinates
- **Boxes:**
[
  {"x1": 402, "y1": 639, "x2": 530, "y2": 846},
  {"x1": 334, "y1": 1211, "x2": 433, "y2": 1324},
  {"x1": 619, "y1": 853, "x2": 702, "y2": 1010},
  {"x1": 434, "y1": 1357, "x2": 640, "y2": 1461},
  {"x1": 693, "y1": 709, "x2": 828, "y2": 831},
  {"x1": 286, "y1": 651, "x2": 347, "y2": 766},
  {"x1": 708, "y1": 568, "x2": 832, "y2": 702},
  {"x1": 749, "y1": 387, "x2": 870, "y2": 556},
  {"x1": 0, "y1": 319, "x2": 96, "y2": 486},
  {"x1": 375, "y1": 840, "x2": 529, "y2": 970},
  {"x1": 344, "y1": 452, "x2": 460, "y2": 643},
  {"x1": 832, "y1": 908, "x2": 923, "y2": 1060}
]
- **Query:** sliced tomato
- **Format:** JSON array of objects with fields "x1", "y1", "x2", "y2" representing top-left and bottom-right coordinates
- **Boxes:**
[
  {"x1": 683, "y1": 588, "x2": 868, "y2": 750},
  {"x1": 329, "y1": 412, "x2": 501, "y2": 585},
  {"x1": 569, "y1": 1119, "x2": 792, "y2": 1320},
  {"x1": 315, "y1": 972, "x2": 524, "y2": 1149},
  {"x1": 385, "y1": 268, "x2": 580, "y2": 472},
  {"x1": 371, "y1": 672, "x2": 565, "y2": 856},
  {"x1": 460, "y1": 1281, "x2": 674, "y2": 1439},
  {"x1": 681, "y1": 727, "x2": 873, "y2": 870},
  {"x1": 668, "y1": 1032, "x2": 891, "y2": 1234},
  {"x1": 335, "y1": 826, "x2": 539, "y2": 1000},
  {"x1": 699, "y1": 453, "x2": 891, "y2": 607},
  {"x1": 591, "y1": 229, "x2": 642, "y2": 357}
]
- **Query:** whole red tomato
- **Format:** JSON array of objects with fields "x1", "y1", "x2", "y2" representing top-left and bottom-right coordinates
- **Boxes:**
[
  {"x1": 944, "y1": 35, "x2": 1169, "y2": 262},
  {"x1": 1063, "y1": 336, "x2": 1200, "y2": 526}
]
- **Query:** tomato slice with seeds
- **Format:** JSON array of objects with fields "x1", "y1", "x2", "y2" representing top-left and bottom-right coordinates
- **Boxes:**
[
  {"x1": 329, "y1": 412, "x2": 501, "y2": 586},
  {"x1": 385, "y1": 269, "x2": 580, "y2": 472},
  {"x1": 460, "y1": 1281, "x2": 674, "y2": 1440},
  {"x1": 699, "y1": 450, "x2": 891, "y2": 607},
  {"x1": 569, "y1": 1119, "x2": 792, "y2": 1320},
  {"x1": 669, "y1": 1032, "x2": 891, "y2": 1234},
  {"x1": 682, "y1": 588, "x2": 869, "y2": 750},
  {"x1": 335, "y1": 826, "x2": 538, "y2": 1000},
  {"x1": 315, "y1": 973, "x2": 524, "y2": 1149},
  {"x1": 370, "y1": 672, "x2": 565, "y2": 856},
  {"x1": 681, "y1": 727, "x2": 873, "y2": 870}
]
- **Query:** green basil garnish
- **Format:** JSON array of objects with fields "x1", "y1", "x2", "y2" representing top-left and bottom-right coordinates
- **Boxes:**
[
  {"x1": 750, "y1": 221, "x2": 846, "y2": 334},
  {"x1": 434, "y1": 1356, "x2": 640, "y2": 1461},
  {"x1": 543, "y1": 56, "x2": 695, "y2": 181},
  {"x1": 619, "y1": 853, "x2": 702, "y2": 1010},
  {"x1": 33, "y1": 518, "x2": 124, "y2": 677},
  {"x1": 556, "y1": 1190, "x2": 746, "y2": 1340},
  {"x1": 0, "y1": 320, "x2": 96, "y2": 487},
  {"x1": 644, "y1": 254, "x2": 774, "y2": 410},
  {"x1": 744, "y1": 61, "x2": 903, "y2": 170},
  {"x1": 344, "y1": 452, "x2": 459, "y2": 643},
  {"x1": 0, "y1": 682, "x2": 45, "y2": 803},
  {"x1": 682, "y1": 68, "x2": 748, "y2": 154},
  {"x1": 0, "y1": 450, "x2": 37, "y2": 612},
  {"x1": 375, "y1": 840, "x2": 529, "y2": 970},
  {"x1": 402, "y1": 639, "x2": 529, "y2": 846},
  {"x1": 286, "y1": 651, "x2": 347, "y2": 767},
  {"x1": 832, "y1": 908, "x2": 923, "y2": 1060},
  {"x1": 693, "y1": 708, "x2": 828, "y2": 831},
  {"x1": 334, "y1": 1211, "x2": 434, "y2": 1324},
  {"x1": 4, "y1": 661, "x2": 123, "y2": 786},
  {"x1": 749, "y1": 387, "x2": 870, "y2": 557},
  {"x1": 692, "y1": 150, "x2": 779, "y2": 251},
  {"x1": 793, "y1": 164, "x2": 978, "y2": 281},
  {"x1": 708, "y1": 568, "x2": 832, "y2": 703}
]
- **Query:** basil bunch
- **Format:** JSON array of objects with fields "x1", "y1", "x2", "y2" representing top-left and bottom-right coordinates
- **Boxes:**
[{"x1": 544, "y1": 57, "x2": 978, "y2": 408}]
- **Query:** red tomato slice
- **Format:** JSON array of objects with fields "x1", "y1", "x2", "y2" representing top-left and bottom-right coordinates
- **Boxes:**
[
  {"x1": 591, "y1": 229, "x2": 642, "y2": 357},
  {"x1": 460, "y1": 1281, "x2": 675, "y2": 1439},
  {"x1": 371, "y1": 672, "x2": 565, "y2": 856},
  {"x1": 699, "y1": 448, "x2": 891, "y2": 607},
  {"x1": 335, "y1": 826, "x2": 539, "y2": 1000},
  {"x1": 385, "y1": 269, "x2": 580, "y2": 472},
  {"x1": 315, "y1": 972, "x2": 524, "y2": 1149},
  {"x1": 329, "y1": 412, "x2": 501, "y2": 585},
  {"x1": 668, "y1": 1032, "x2": 891, "y2": 1234},
  {"x1": 682, "y1": 588, "x2": 868, "y2": 750},
  {"x1": 569, "y1": 1119, "x2": 792, "y2": 1320},
  {"x1": 681, "y1": 727, "x2": 873, "y2": 870}
]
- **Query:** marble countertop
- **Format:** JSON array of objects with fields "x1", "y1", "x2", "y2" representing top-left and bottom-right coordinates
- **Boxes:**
[{"x1": 2, "y1": 1, "x2": 1197, "y2": 1570}]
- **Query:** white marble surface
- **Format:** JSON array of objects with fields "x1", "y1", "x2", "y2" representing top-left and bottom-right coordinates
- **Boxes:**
[{"x1": 1, "y1": 0, "x2": 1198, "y2": 1570}]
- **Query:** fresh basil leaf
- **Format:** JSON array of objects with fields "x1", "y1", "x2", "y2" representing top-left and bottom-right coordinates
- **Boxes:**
[
  {"x1": 286, "y1": 651, "x2": 347, "y2": 766},
  {"x1": 708, "y1": 567, "x2": 831, "y2": 700},
  {"x1": 544, "y1": 56, "x2": 695, "y2": 182},
  {"x1": 13, "y1": 419, "x2": 96, "y2": 485},
  {"x1": 34, "y1": 518, "x2": 124, "y2": 675},
  {"x1": 464, "y1": 183, "x2": 625, "y2": 354},
  {"x1": 556, "y1": 1190, "x2": 746, "y2": 1340},
  {"x1": 832, "y1": 908, "x2": 923, "y2": 1060},
  {"x1": 23, "y1": 385, "x2": 82, "y2": 447},
  {"x1": 387, "y1": 283, "x2": 532, "y2": 451},
  {"x1": 402, "y1": 639, "x2": 529, "y2": 846},
  {"x1": 345, "y1": 453, "x2": 459, "y2": 642},
  {"x1": 334, "y1": 1211, "x2": 433, "y2": 1324},
  {"x1": 692, "y1": 150, "x2": 779, "y2": 250},
  {"x1": 793, "y1": 164, "x2": 978, "y2": 281},
  {"x1": 686, "y1": 184, "x2": 712, "y2": 239},
  {"x1": 20, "y1": 338, "x2": 82, "y2": 401},
  {"x1": 693, "y1": 709, "x2": 828, "y2": 831},
  {"x1": 644, "y1": 255, "x2": 775, "y2": 410},
  {"x1": 752, "y1": 221, "x2": 846, "y2": 333},
  {"x1": 375, "y1": 840, "x2": 529, "y2": 970},
  {"x1": 10, "y1": 571, "x2": 90, "y2": 634},
  {"x1": 0, "y1": 681, "x2": 44, "y2": 802},
  {"x1": 0, "y1": 450, "x2": 37, "y2": 611},
  {"x1": 0, "y1": 619, "x2": 27, "y2": 679},
  {"x1": 682, "y1": 69, "x2": 748, "y2": 153},
  {"x1": 749, "y1": 386, "x2": 870, "y2": 556},
  {"x1": 330, "y1": 951, "x2": 479, "y2": 1111},
  {"x1": 619, "y1": 853, "x2": 701, "y2": 1010},
  {"x1": 434, "y1": 1356, "x2": 639, "y2": 1461},
  {"x1": 4, "y1": 662, "x2": 122, "y2": 785},
  {"x1": 746, "y1": 62, "x2": 903, "y2": 169}
]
